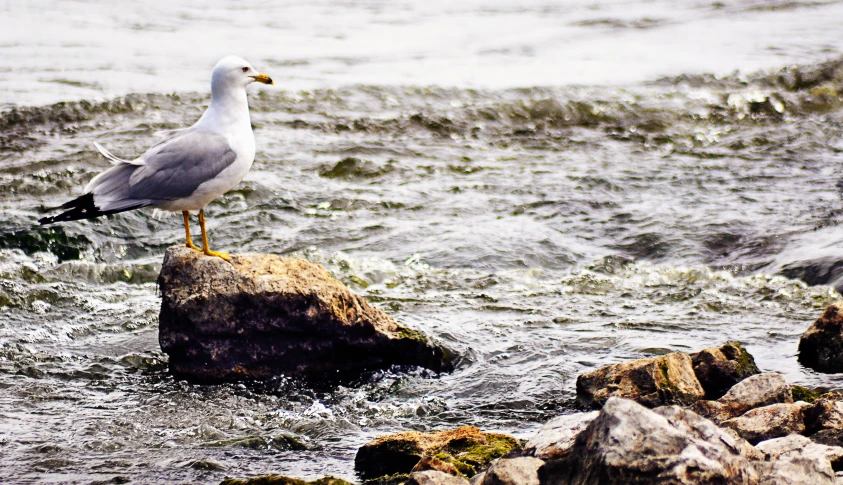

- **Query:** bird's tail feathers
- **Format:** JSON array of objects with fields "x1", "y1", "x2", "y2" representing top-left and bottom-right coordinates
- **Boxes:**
[{"x1": 38, "y1": 193, "x2": 148, "y2": 225}]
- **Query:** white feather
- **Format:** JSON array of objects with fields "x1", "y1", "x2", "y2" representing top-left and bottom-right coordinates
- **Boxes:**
[{"x1": 94, "y1": 142, "x2": 144, "y2": 166}]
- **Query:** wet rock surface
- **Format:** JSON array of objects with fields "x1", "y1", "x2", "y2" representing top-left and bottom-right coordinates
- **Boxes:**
[
  {"x1": 690, "y1": 342, "x2": 760, "y2": 399},
  {"x1": 158, "y1": 246, "x2": 453, "y2": 382},
  {"x1": 349, "y1": 341, "x2": 843, "y2": 485},
  {"x1": 354, "y1": 426, "x2": 520, "y2": 480},
  {"x1": 799, "y1": 301, "x2": 843, "y2": 373},
  {"x1": 575, "y1": 352, "x2": 705, "y2": 408}
]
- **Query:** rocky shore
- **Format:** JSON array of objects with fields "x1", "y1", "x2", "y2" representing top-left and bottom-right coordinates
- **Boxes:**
[{"x1": 156, "y1": 250, "x2": 843, "y2": 484}]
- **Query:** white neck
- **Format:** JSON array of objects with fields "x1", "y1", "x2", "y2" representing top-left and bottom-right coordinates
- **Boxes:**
[{"x1": 195, "y1": 83, "x2": 251, "y2": 132}]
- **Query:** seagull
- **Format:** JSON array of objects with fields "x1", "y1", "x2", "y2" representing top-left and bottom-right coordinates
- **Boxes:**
[{"x1": 38, "y1": 55, "x2": 273, "y2": 262}]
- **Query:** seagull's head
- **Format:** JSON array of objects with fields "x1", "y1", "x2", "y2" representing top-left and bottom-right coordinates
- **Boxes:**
[{"x1": 211, "y1": 56, "x2": 273, "y2": 93}]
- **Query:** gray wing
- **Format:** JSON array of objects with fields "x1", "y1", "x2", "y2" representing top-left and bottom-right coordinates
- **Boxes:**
[{"x1": 85, "y1": 130, "x2": 237, "y2": 212}]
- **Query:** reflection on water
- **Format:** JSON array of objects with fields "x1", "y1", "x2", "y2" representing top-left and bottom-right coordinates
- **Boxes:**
[{"x1": 3, "y1": 0, "x2": 843, "y2": 482}]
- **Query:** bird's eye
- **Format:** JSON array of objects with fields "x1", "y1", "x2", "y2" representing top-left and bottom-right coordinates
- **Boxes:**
[{"x1": 241, "y1": 67, "x2": 249, "y2": 73}]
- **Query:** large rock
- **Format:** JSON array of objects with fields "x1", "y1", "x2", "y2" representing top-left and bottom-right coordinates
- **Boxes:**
[
  {"x1": 799, "y1": 301, "x2": 843, "y2": 373},
  {"x1": 354, "y1": 426, "x2": 520, "y2": 480},
  {"x1": 690, "y1": 342, "x2": 760, "y2": 399},
  {"x1": 538, "y1": 397, "x2": 763, "y2": 485},
  {"x1": 721, "y1": 402, "x2": 810, "y2": 444},
  {"x1": 755, "y1": 434, "x2": 843, "y2": 485},
  {"x1": 576, "y1": 352, "x2": 705, "y2": 408},
  {"x1": 692, "y1": 372, "x2": 792, "y2": 423},
  {"x1": 522, "y1": 412, "x2": 598, "y2": 460},
  {"x1": 157, "y1": 246, "x2": 453, "y2": 382}
]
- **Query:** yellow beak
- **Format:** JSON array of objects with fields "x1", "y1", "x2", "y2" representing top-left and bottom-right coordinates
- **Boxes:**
[{"x1": 251, "y1": 73, "x2": 273, "y2": 85}]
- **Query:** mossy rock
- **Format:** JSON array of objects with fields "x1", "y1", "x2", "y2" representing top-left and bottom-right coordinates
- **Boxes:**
[
  {"x1": 362, "y1": 473, "x2": 411, "y2": 485},
  {"x1": 690, "y1": 342, "x2": 760, "y2": 399},
  {"x1": 792, "y1": 385, "x2": 820, "y2": 403},
  {"x1": 220, "y1": 476, "x2": 352, "y2": 485},
  {"x1": 354, "y1": 426, "x2": 521, "y2": 479}
]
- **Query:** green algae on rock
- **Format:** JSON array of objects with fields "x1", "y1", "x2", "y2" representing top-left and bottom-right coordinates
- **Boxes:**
[
  {"x1": 354, "y1": 426, "x2": 521, "y2": 480},
  {"x1": 792, "y1": 385, "x2": 820, "y2": 403}
]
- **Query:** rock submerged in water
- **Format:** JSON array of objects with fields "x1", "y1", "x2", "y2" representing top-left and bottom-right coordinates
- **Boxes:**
[
  {"x1": 799, "y1": 301, "x2": 843, "y2": 373},
  {"x1": 157, "y1": 246, "x2": 453, "y2": 383}
]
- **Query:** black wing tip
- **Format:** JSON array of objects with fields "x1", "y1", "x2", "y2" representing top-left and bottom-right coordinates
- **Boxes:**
[
  {"x1": 38, "y1": 193, "x2": 148, "y2": 225},
  {"x1": 39, "y1": 194, "x2": 101, "y2": 225}
]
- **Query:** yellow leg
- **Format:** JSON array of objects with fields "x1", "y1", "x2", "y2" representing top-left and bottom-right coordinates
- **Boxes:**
[
  {"x1": 183, "y1": 211, "x2": 201, "y2": 251},
  {"x1": 198, "y1": 209, "x2": 230, "y2": 262}
]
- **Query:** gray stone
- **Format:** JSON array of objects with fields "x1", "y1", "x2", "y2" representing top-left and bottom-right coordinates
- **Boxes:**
[
  {"x1": 157, "y1": 246, "x2": 452, "y2": 382},
  {"x1": 468, "y1": 472, "x2": 485, "y2": 485},
  {"x1": 722, "y1": 402, "x2": 810, "y2": 445},
  {"x1": 538, "y1": 397, "x2": 762, "y2": 485},
  {"x1": 409, "y1": 470, "x2": 470, "y2": 485},
  {"x1": 692, "y1": 372, "x2": 792, "y2": 423},
  {"x1": 756, "y1": 434, "x2": 842, "y2": 485},
  {"x1": 479, "y1": 457, "x2": 543, "y2": 485},
  {"x1": 522, "y1": 411, "x2": 598, "y2": 460},
  {"x1": 812, "y1": 428, "x2": 843, "y2": 448},
  {"x1": 576, "y1": 352, "x2": 705, "y2": 408},
  {"x1": 799, "y1": 301, "x2": 843, "y2": 373}
]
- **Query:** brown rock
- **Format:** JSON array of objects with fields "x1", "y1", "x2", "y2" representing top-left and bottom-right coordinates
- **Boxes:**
[
  {"x1": 354, "y1": 426, "x2": 520, "y2": 480},
  {"x1": 690, "y1": 342, "x2": 760, "y2": 399},
  {"x1": 721, "y1": 402, "x2": 810, "y2": 445},
  {"x1": 412, "y1": 456, "x2": 461, "y2": 476},
  {"x1": 157, "y1": 246, "x2": 453, "y2": 382},
  {"x1": 576, "y1": 352, "x2": 705, "y2": 408},
  {"x1": 798, "y1": 301, "x2": 843, "y2": 373}
]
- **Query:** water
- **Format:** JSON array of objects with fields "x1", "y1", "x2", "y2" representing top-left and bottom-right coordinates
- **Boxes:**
[{"x1": 3, "y1": 0, "x2": 843, "y2": 483}]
